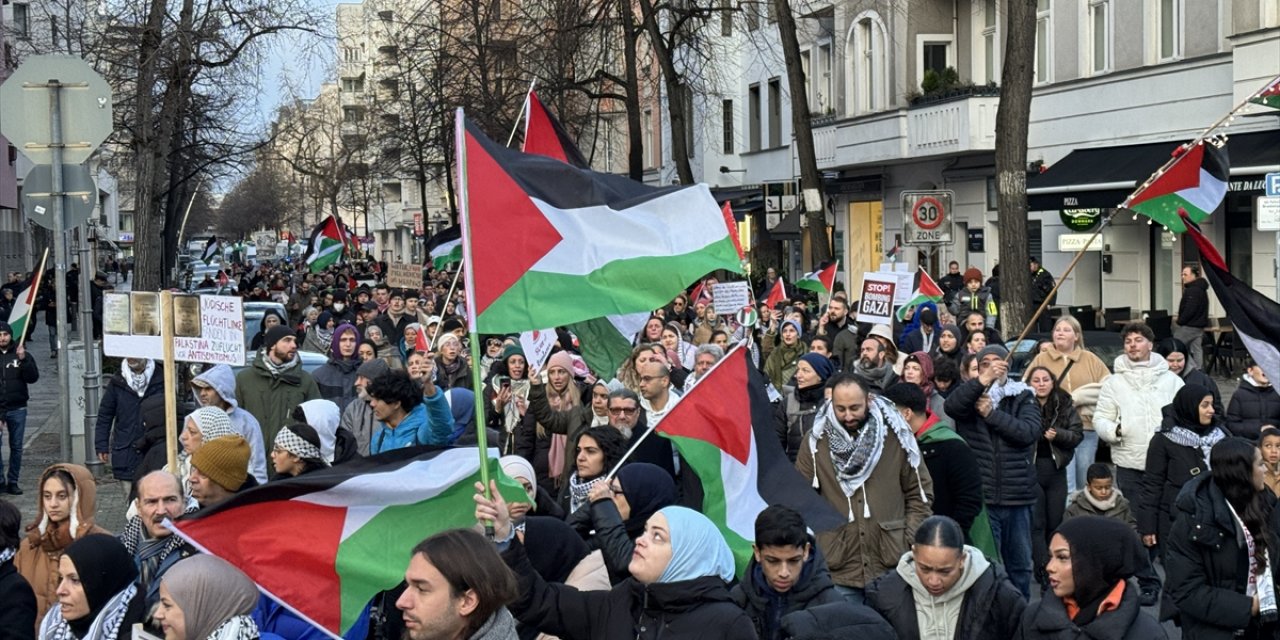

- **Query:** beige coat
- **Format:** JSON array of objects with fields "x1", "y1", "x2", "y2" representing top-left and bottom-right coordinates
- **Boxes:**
[
  {"x1": 1026, "y1": 346, "x2": 1111, "y2": 429},
  {"x1": 536, "y1": 550, "x2": 611, "y2": 640}
]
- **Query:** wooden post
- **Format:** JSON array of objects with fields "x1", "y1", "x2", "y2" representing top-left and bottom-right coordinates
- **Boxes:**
[{"x1": 161, "y1": 291, "x2": 179, "y2": 473}]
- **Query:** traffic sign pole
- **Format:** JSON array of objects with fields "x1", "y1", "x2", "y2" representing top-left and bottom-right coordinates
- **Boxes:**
[{"x1": 48, "y1": 79, "x2": 73, "y2": 463}]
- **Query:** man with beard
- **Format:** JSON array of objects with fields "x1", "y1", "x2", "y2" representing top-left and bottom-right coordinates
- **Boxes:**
[
  {"x1": 119, "y1": 471, "x2": 196, "y2": 611},
  {"x1": 235, "y1": 326, "x2": 321, "y2": 450},
  {"x1": 851, "y1": 339, "x2": 898, "y2": 392},
  {"x1": 341, "y1": 358, "x2": 390, "y2": 456},
  {"x1": 796, "y1": 374, "x2": 932, "y2": 603},
  {"x1": 820, "y1": 298, "x2": 859, "y2": 371},
  {"x1": 607, "y1": 388, "x2": 675, "y2": 479}
]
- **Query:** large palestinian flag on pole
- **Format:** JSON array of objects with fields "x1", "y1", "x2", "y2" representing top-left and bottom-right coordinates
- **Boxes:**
[
  {"x1": 654, "y1": 345, "x2": 846, "y2": 575},
  {"x1": 426, "y1": 225, "x2": 463, "y2": 270},
  {"x1": 304, "y1": 215, "x2": 345, "y2": 273},
  {"x1": 1126, "y1": 141, "x2": 1228, "y2": 232},
  {"x1": 1184, "y1": 220, "x2": 1280, "y2": 391},
  {"x1": 170, "y1": 447, "x2": 526, "y2": 639},
  {"x1": 455, "y1": 110, "x2": 743, "y2": 334}
]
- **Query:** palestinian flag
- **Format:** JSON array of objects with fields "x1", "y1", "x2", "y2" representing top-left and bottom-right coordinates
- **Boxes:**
[
  {"x1": 340, "y1": 221, "x2": 362, "y2": 258},
  {"x1": 1250, "y1": 77, "x2": 1280, "y2": 110},
  {"x1": 171, "y1": 447, "x2": 526, "y2": 639},
  {"x1": 1127, "y1": 141, "x2": 1228, "y2": 232},
  {"x1": 895, "y1": 269, "x2": 945, "y2": 322},
  {"x1": 654, "y1": 345, "x2": 845, "y2": 575},
  {"x1": 522, "y1": 91, "x2": 589, "y2": 167},
  {"x1": 304, "y1": 215, "x2": 345, "y2": 273},
  {"x1": 1185, "y1": 219, "x2": 1280, "y2": 388},
  {"x1": 764, "y1": 278, "x2": 786, "y2": 310},
  {"x1": 795, "y1": 261, "x2": 838, "y2": 296},
  {"x1": 8, "y1": 255, "x2": 45, "y2": 339},
  {"x1": 455, "y1": 112, "x2": 742, "y2": 334},
  {"x1": 426, "y1": 226, "x2": 462, "y2": 270},
  {"x1": 201, "y1": 236, "x2": 220, "y2": 265}
]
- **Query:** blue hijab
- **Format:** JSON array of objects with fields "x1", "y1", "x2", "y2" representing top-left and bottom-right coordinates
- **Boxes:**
[{"x1": 655, "y1": 506, "x2": 736, "y2": 583}]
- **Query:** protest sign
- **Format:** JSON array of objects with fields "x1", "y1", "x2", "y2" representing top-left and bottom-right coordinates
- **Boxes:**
[
  {"x1": 520, "y1": 328, "x2": 558, "y2": 370},
  {"x1": 173, "y1": 295, "x2": 246, "y2": 366},
  {"x1": 385, "y1": 263, "x2": 422, "y2": 290},
  {"x1": 104, "y1": 293, "x2": 246, "y2": 366},
  {"x1": 855, "y1": 273, "x2": 897, "y2": 324},
  {"x1": 710, "y1": 281, "x2": 752, "y2": 311}
]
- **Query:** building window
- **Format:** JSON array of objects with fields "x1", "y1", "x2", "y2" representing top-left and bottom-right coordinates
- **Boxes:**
[
  {"x1": 800, "y1": 50, "x2": 812, "y2": 111},
  {"x1": 720, "y1": 0, "x2": 732, "y2": 36},
  {"x1": 342, "y1": 77, "x2": 364, "y2": 93},
  {"x1": 12, "y1": 3, "x2": 29, "y2": 39},
  {"x1": 343, "y1": 47, "x2": 362, "y2": 63},
  {"x1": 1035, "y1": 0, "x2": 1051, "y2": 84},
  {"x1": 917, "y1": 36, "x2": 953, "y2": 90},
  {"x1": 1158, "y1": 0, "x2": 1182, "y2": 60},
  {"x1": 343, "y1": 107, "x2": 362, "y2": 123},
  {"x1": 746, "y1": 0, "x2": 759, "y2": 31},
  {"x1": 767, "y1": 77, "x2": 782, "y2": 148},
  {"x1": 680, "y1": 85, "x2": 695, "y2": 154},
  {"x1": 849, "y1": 13, "x2": 886, "y2": 113},
  {"x1": 1088, "y1": 0, "x2": 1111, "y2": 74},
  {"x1": 722, "y1": 99, "x2": 734, "y2": 154},
  {"x1": 748, "y1": 84, "x2": 761, "y2": 151},
  {"x1": 643, "y1": 109, "x2": 656, "y2": 168},
  {"x1": 816, "y1": 43, "x2": 832, "y2": 113},
  {"x1": 982, "y1": 0, "x2": 998, "y2": 84}
]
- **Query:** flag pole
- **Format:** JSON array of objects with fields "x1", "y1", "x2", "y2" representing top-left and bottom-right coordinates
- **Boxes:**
[
  {"x1": 16, "y1": 248, "x2": 49, "y2": 349},
  {"x1": 429, "y1": 264, "x2": 464, "y2": 350},
  {"x1": 455, "y1": 109, "x2": 496, "y2": 536},
  {"x1": 505, "y1": 79, "x2": 537, "y2": 148}
]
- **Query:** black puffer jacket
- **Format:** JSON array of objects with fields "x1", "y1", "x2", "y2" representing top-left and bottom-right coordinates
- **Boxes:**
[
  {"x1": 93, "y1": 365, "x2": 166, "y2": 481},
  {"x1": 944, "y1": 379, "x2": 1042, "y2": 506},
  {"x1": 1164, "y1": 474, "x2": 1280, "y2": 640},
  {"x1": 867, "y1": 559, "x2": 1026, "y2": 640},
  {"x1": 0, "y1": 343, "x2": 37, "y2": 411},
  {"x1": 1224, "y1": 377, "x2": 1280, "y2": 441},
  {"x1": 1177, "y1": 278, "x2": 1210, "y2": 329},
  {"x1": 1136, "y1": 408, "x2": 1227, "y2": 545},
  {"x1": 502, "y1": 538, "x2": 757, "y2": 640},
  {"x1": 0, "y1": 560, "x2": 36, "y2": 640},
  {"x1": 1017, "y1": 579, "x2": 1166, "y2": 639},
  {"x1": 1035, "y1": 389, "x2": 1084, "y2": 470},
  {"x1": 730, "y1": 542, "x2": 847, "y2": 640}
]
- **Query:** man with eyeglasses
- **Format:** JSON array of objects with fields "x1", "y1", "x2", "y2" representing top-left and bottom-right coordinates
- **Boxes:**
[
  {"x1": 636, "y1": 361, "x2": 678, "y2": 426},
  {"x1": 607, "y1": 388, "x2": 675, "y2": 478}
]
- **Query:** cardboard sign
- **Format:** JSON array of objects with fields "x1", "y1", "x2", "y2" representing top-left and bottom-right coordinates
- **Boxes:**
[
  {"x1": 519, "y1": 328, "x2": 558, "y2": 370},
  {"x1": 385, "y1": 263, "x2": 422, "y2": 290},
  {"x1": 104, "y1": 293, "x2": 246, "y2": 366},
  {"x1": 710, "y1": 281, "x2": 752, "y2": 311},
  {"x1": 173, "y1": 296, "x2": 246, "y2": 365},
  {"x1": 855, "y1": 273, "x2": 897, "y2": 324}
]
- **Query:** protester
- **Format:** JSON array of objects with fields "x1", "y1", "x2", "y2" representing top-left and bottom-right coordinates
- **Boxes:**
[
  {"x1": 779, "y1": 353, "x2": 834, "y2": 462},
  {"x1": 486, "y1": 345, "x2": 530, "y2": 447},
  {"x1": 435, "y1": 334, "x2": 472, "y2": 391},
  {"x1": 517, "y1": 517, "x2": 610, "y2": 640},
  {"x1": 0, "y1": 321, "x2": 36, "y2": 495},
  {"x1": 603, "y1": 388, "x2": 676, "y2": 478},
  {"x1": 1166, "y1": 437, "x2": 1278, "y2": 638},
  {"x1": 188, "y1": 365, "x2": 267, "y2": 484},
  {"x1": 270, "y1": 423, "x2": 329, "y2": 478},
  {"x1": 295, "y1": 399, "x2": 358, "y2": 465},
  {"x1": 636, "y1": 361, "x2": 679, "y2": 426},
  {"x1": 368, "y1": 369, "x2": 453, "y2": 454},
  {"x1": 249, "y1": 310, "x2": 287, "y2": 352},
  {"x1": 901, "y1": 352, "x2": 947, "y2": 421},
  {"x1": 763, "y1": 319, "x2": 806, "y2": 390},
  {"x1": 1175, "y1": 264, "x2": 1211, "y2": 369},
  {"x1": 189, "y1": 436, "x2": 254, "y2": 509},
  {"x1": 944, "y1": 344, "x2": 1041, "y2": 598},
  {"x1": 396, "y1": 529, "x2": 519, "y2": 640},
  {"x1": 571, "y1": 462, "x2": 677, "y2": 584},
  {"x1": 797, "y1": 374, "x2": 933, "y2": 603},
  {"x1": 867, "y1": 515, "x2": 1025, "y2": 640},
  {"x1": 0, "y1": 497, "x2": 36, "y2": 638},
  {"x1": 558, "y1": 427, "x2": 626, "y2": 514},
  {"x1": 1026, "y1": 365, "x2": 1083, "y2": 593},
  {"x1": 1226, "y1": 358, "x2": 1280, "y2": 441},
  {"x1": 1156, "y1": 338, "x2": 1222, "y2": 414},
  {"x1": 1018, "y1": 516, "x2": 1165, "y2": 639},
  {"x1": 500, "y1": 454, "x2": 563, "y2": 521},
  {"x1": 175, "y1": 407, "x2": 237, "y2": 499},
  {"x1": 938, "y1": 262, "x2": 964, "y2": 305},
  {"x1": 302, "y1": 311, "x2": 336, "y2": 355},
  {"x1": 313, "y1": 323, "x2": 362, "y2": 410},
  {"x1": 118, "y1": 471, "x2": 197, "y2": 611},
  {"x1": 154, "y1": 555, "x2": 264, "y2": 640},
  {"x1": 661, "y1": 322, "x2": 696, "y2": 371},
  {"x1": 1093, "y1": 322, "x2": 1184, "y2": 499},
  {"x1": 36, "y1": 534, "x2": 145, "y2": 640},
  {"x1": 1063, "y1": 463, "x2": 1135, "y2": 527},
  {"x1": 932, "y1": 324, "x2": 963, "y2": 370},
  {"x1": 340, "y1": 358, "x2": 389, "y2": 456},
  {"x1": 900, "y1": 303, "x2": 941, "y2": 356},
  {"x1": 1263, "y1": 427, "x2": 1280, "y2": 497},
  {"x1": 683, "y1": 344, "x2": 724, "y2": 392},
  {"x1": 235, "y1": 325, "x2": 322, "y2": 451},
  {"x1": 94, "y1": 357, "x2": 162, "y2": 484},
  {"x1": 851, "y1": 337, "x2": 899, "y2": 393},
  {"x1": 16, "y1": 464, "x2": 108, "y2": 623},
  {"x1": 517, "y1": 352, "x2": 585, "y2": 490}
]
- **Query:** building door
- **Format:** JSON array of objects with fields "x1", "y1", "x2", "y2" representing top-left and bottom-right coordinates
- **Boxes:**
[
  {"x1": 1150, "y1": 226, "x2": 1174, "y2": 312},
  {"x1": 846, "y1": 201, "x2": 883, "y2": 298}
]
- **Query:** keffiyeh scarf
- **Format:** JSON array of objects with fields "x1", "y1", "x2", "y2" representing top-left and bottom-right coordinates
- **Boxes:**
[
  {"x1": 263, "y1": 353, "x2": 300, "y2": 377},
  {"x1": 1164, "y1": 426, "x2": 1225, "y2": 466},
  {"x1": 126, "y1": 360, "x2": 155, "y2": 397},
  {"x1": 39, "y1": 583, "x2": 138, "y2": 640},
  {"x1": 567, "y1": 472, "x2": 605, "y2": 513},
  {"x1": 0, "y1": 546, "x2": 13, "y2": 565},
  {"x1": 207, "y1": 615, "x2": 260, "y2": 640},
  {"x1": 809, "y1": 394, "x2": 924, "y2": 519},
  {"x1": 276, "y1": 425, "x2": 326, "y2": 462}
]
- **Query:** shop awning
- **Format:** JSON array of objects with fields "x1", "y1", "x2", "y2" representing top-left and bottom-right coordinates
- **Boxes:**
[{"x1": 1026, "y1": 130, "x2": 1279, "y2": 211}]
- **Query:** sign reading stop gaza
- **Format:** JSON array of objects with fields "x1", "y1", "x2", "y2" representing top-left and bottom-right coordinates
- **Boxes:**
[{"x1": 856, "y1": 273, "x2": 898, "y2": 324}]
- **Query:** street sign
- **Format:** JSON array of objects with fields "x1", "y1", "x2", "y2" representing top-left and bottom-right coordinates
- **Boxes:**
[
  {"x1": 1258, "y1": 196, "x2": 1280, "y2": 231},
  {"x1": 1266, "y1": 173, "x2": 1280, "y2": 197},
  {"x1": 902, "y1": 190, "x2": 954, "y2": 245},
  {"x1": 0, "y1": 55, "x2": 113, "y2": 165},
  {"x1": 21, "y1": 163, "x2": 97, "y2": 230}
]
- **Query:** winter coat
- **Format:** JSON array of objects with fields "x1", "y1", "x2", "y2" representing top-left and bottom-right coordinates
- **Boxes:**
[
  {"x1": 1017, "y1": 579, "x2": 1166, "y2": 639},
  {"x1": 915, "y1": 419, "x2": 985, "y2": 535},
  {"x1": 944, "y1": 378, "x2": 1042, "y2": 506},
  {"x1": 1025, "y1": 347, "x2": 1110, "y2": 429},
  {"x1": 94, "y1": 365, "x2": 166, "y2": 481},
  {"x1": 1035, "y1": 391, "x2": 1084, "y2": 470},
  {"x1": 192, "y1": 366, "x2": 268, "y2": 483},
  {"x1": 779, "y1": 386, "x2": 822, "y2": 463},
  {"x1": 775, "y1": 603, "x2": 897, "y2": 640},
  {"x1": 950, "y1": 289, "x2": 997, "y2": 327},
  {"x1": 1177, "y1": 278, "x2": 1210, "y2": 329},
  {"x1": 1165, "y1": 474, "x2": 1280, "y2": 640},
  {"x1": 796, "y1": 429, "x2": 933, "y2": 589},
  {"x1": 0, "y1": 560, "x2": 36, "y2": 640},
  {"x1": 729, "y1": 541, "x2": 847, "y2": 640},
  {"x1": 1225, "y1": 375, "x2": 1280, "y2": 441},
  {"x1": 502, "y1": 538, "x2": 757, "y2": 640},
  {"x1": 1030, "y1": 267, "x2": 1056, "y2": 307},
  {"x1": 1092, "y1": 354, "x2": 1184, "y2": 471},
  {"x1": 1063, "y1": 489, "x2": 1137, "y2": 530},
  {"x1": 313, "y1": 358, "x2": 361, "y2": 411},
  {"x1": 763, "y1": 337, "x2": 806, "y2": 391},
  {"x1": 831, "y1": 325, "x2": 861, "y2": 371},
  {"x1": 1137, "y1": 415, "x2": 1228, "y2": 544},
  {"x1": 369, "y1": 387, "x2": 454, "y2": 454},
  {"x1": 0, "y1": 343, "x2": 37, "y2": 411},
  {"x1": 14, "y1": 464, "x2": 108, "y2": 625},
  {"x1": 340, "y1": 392, "x2": 377, "y2": 457},
  {"x1": 867, "y1": 546, "x2": 1025, "y2": 640},
  {"x1": 234, "y1": 353, "x2": 322, "y2": 449},
  {"x1": 435, "y1": 358, "x2": 473, "y2": 391},
  {"x1": 525, "y1": 383, "x2": 599, "y2": 484}
]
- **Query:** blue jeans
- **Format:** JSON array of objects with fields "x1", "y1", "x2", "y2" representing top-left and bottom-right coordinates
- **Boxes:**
[
  {"x1": 989, "y1": 504, "x2": 1034, "y2": 599},
  {"x1": 47, "y1": 325, "x2": 57, "y2": 352},
  {"x1": 1067, "y1": 431, "x2": 1099, "y2": 494},
  {"x1": 0, "y1": 407, "x2": 27, "y2": 485}
]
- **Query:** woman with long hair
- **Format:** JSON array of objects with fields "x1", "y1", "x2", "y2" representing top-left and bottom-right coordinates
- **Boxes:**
[
  {"x1": 1166, "y1": 437, "x2": 1278, "y2": 638},
  {"x1": 557, "y1": 427, "x2": 627, "y2": 515},
  {"x1": 902, "y1": 351, "x2": 948, "y2": 421},
  {"x1": 1025, "y1": 366, "x2": 1083, "y2": 593},
  {"x1": 16, "y1": 465, "x2": 108, "y2": 626},
  {"x1": 518, "y1": 351, "x2": 586, "y2": 493}
]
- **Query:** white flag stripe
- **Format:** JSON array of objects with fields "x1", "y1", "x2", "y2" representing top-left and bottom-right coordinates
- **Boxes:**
[{"x1": 720, "y1": 434, "x2": 767, "y2": 540}]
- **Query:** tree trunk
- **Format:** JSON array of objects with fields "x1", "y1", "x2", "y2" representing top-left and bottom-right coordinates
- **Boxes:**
[
  {"x1": 773, "y1": 0, "x2": 831, "y2": 265},
  {"x1": 619, "y1": 0, "x2": 643, "y2": 181},
  {"x1": 994, "y1": 0, "x2": 1036, "y2": 336},
  {"x1": 128, "y1": 0, "x2": 168, "y2": 292},
  {"x1": 633, "y1": 0, "x2": 693, "y2": 185}
]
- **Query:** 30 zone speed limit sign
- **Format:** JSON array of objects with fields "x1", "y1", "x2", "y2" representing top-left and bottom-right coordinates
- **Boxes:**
[{"x1": 902, "y1": 190, "x2": 954, "y2": 245}]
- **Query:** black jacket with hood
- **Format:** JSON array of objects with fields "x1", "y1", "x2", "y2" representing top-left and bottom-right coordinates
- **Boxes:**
[
  {"x1": 729, "y1": 542, "x2": 853, "y2": 640},
  {"x1": 867, "y1": 548, "x2": 1025, "y2": 640},
  {"x1": 1017, "y1": 578, "x2": 1166, "y2": 639},
  {"x1": 1225, "y1": 374, "x2": 1280, "y2": 441}
]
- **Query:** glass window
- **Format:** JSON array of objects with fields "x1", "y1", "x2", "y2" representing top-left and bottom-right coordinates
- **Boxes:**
[
  {"x1": 1159, "y1": 0, "x2": 1180, "y2": 59},
  {"x1": 1090, "y1": 1, "x2": 1109, "y2": 73},
  {"x1": 746, "y1": 0, "x2": 759, "y2": 31},
  {"x1": 748, "y1": 85, "x2": 761, "y2": 151},
  {"x1": 767, "y1": 78, "x2": 782, "y2": 148},
  {"x1": 923, "y1": 42, "x2": 947, "y2": 77},
  {"x1": 720, "y1": 0, "x2": 732, "y2": 36},
  {"x1": 1035, "y1": 0, "x2": 1051, "y2": 83},
  {"x1": 12, "y1": 4, "x2": 29, "y2": 39},
  {"x1": 982, "y1": 0, "x2": 997, "y2": 84},
  {"x1": 722, "y1": 100, "x2": 734, "y2": 154}
]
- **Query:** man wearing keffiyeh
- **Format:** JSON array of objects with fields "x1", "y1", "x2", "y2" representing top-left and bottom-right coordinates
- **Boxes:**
[
  {"x1": 796, "y1": 373, "x2": 933, "y2": 603},
  {"x1": 118, "y1": 471, "x2": 198, "y2": 618},
  {"x1": 94, "y1": 358, "x2": 164, "y2": 483}
]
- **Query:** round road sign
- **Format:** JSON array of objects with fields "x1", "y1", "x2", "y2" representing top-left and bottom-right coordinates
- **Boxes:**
[{"x1": 911, "y1": 197, "x2": 945, "y2": 230}]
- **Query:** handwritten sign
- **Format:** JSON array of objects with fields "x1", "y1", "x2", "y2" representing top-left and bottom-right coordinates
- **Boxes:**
[
  {"x1": 520, "y1": 328, "x2": 558, "y2": 370},
  {"x1": 173, "y1": 295, "x2": 246, "y2": 366},
  {"x1": 855, "y1": 273, "x2": 897, "y2": 324},
  {"x1": 710, "y1": 281, "x2": 752, "y2": 312},
  {"x1": 385, "y1": 263, "x2": 422, "y2": 290},
  {"x1": 103, "y1": 294, "x2": 245, "y2": 366}
]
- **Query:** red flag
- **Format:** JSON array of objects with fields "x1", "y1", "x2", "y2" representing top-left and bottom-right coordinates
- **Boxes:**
[
  {"x1": 414, "y1": 326, "x2": 429, "y2": 353},
  {"x1": 217, "y1": 271, "x2": 229, "y2": 287},
  {"x1": 523, "y1": 91, "x2": 589, "y2": 168},
  {"x1": 765, "y1": 278, "x2": 786, "y2": 310},
  {"x1": 722, "y1": 202, "x2": 744, "y2": 261}
]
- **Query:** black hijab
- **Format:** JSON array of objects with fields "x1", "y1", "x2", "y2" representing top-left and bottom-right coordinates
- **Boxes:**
[
  {"x1": 523, "y1": 516, "x2": 590, "y2": 584},
  {"x1": 1173, "y1": 383, "x2": 1215, "y2": 434},
  {"x1": 613, "y1": 463, "x2": 677, "y2": 538},
  {"x1": 1054, "y1": 516, "x2": 1147, "y2": 626},
  {"x1": 63, "y1": 534, "x2": 138, "y2": 634}
]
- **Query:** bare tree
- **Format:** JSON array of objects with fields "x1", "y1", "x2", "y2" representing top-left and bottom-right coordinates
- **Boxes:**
[
  {"x1": 273, "y1": 88, "x2": 370, "y2": 227},
  {"x1": 994, "y1": 0, "x2": 1036, "y2": 334},
  {"x1": 217, "y1": 160, "x2": 293, "y2": 238}
]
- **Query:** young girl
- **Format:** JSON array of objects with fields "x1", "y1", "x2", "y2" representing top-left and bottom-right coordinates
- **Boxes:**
[{"x1": 1261, "y1": 425, "x2": 1280, "y2": 497}]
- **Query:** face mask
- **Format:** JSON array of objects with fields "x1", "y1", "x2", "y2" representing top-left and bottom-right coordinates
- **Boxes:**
[{"x1": 333, "y1": 303, "x2": 345, "y2": 312}]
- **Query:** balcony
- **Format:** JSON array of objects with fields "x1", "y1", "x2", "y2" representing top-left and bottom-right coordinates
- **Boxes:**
[
  {"x1": 339, "y1": 91, "x2": 365, "y2": 109},
  {"x1": 906, "y1": 94, "x2": 998, "y2": 157},
  {"x1": 810, "y1": 110, "x2": 907, "y2": 170},
  {"x1": 338, "y1": 60, "x2": 364, "y2": 79}
]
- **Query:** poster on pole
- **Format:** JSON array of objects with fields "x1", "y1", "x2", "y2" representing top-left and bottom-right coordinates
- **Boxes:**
[
  {"x1": 710, "y1": 281, "x2": 752, "y2": 311},
  {"x1": 520, "y1": 328, "x2": 558, "y2": 371},
  {"x1": 855, "y1": 273, "x2": 898, "y2": 324},
  {"x1": 173, "y1": 296, "x2": 246, "y2": 366},
  {"x1": 385, "y1": 263, "x2": 422, "y2": 290},
  {"x1": 103, "y1": 292, "x2": 130, "y2": 335},
  {"x1": 104, "y1": 294, "x2": 246, "y2": 366}
]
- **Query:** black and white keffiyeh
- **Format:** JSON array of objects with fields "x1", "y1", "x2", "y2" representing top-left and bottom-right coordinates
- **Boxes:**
[
  {"x1": 808, "y1": 394, "x2": 923, "y2": 520},
  {"x1": 38, "y1": 583, "x2": 138, "y2": 640},
  {"x1": 1164, "y1": 426, "x2": 1225, "y2": 466},
  {"x1": 275, "y1": 425, "x2": 326, "y2": 463},
  {"x1": 566, "y1": 472, "x2": 605, "y2": 513},
  {"x1": 0, "y1": 546, "x2": 13, "y2": 565},
  {"x1": 207, "y1": 615, "x2": 260, "y2": 640}
]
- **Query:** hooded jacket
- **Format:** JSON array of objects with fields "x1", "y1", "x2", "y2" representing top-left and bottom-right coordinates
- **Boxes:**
[
  {"x1": 1092, "y1": 353, "x2": 1184, "y2": 471},
  {"x1": 93, "y1": 362, "x2": 166, "y2": 481},
  {"x1": 234, "y1": 351, "x2": 321, "y2": 450},
  {"x1": 944, "y1": 378, "x2": 1042, "y2": 506},
  {"x1": 1225, "y1": 373, "x2": 1280, "y2": 440},
  {"x1": 0, "y1": 338, "x2": 38, "y2": 411},
  {"x1": 1063, "y1": 489, "x2": 1136, "y2": 528},
  {"x1": 192, "y1": 365, "x2": 268, "y2": 483},
  {"x1": 339, "y1": 390, "x2": 377, "y2": 457},
  {"x1": 14, "y1": 464, "x2": 109, "y2": 624},
  {"x1": 729, "y1": 541, "x2": 847, "y2": 640},
  {"x1": 312, "y1": 323, "x2": 362, "y2": 411},
  {"x1": 369, "y1": 387, "x2": 454, "y2": 454},
  {"x1": 867, "y1": 546, "x2": 1025, "y2": 640},
  {"x1": 1017, "y1": 579, "x2": 1166, "y2": 639}
]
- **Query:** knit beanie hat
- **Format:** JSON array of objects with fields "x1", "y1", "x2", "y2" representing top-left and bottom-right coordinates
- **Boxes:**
[
  {"x1": 799, "y1": 353, "x2": 835, "y2": 382},
  {"x1": 262, "y1": 326, "x2": 294, "y2": 352},
  {"x1": 501, "y1": 343, "x2": 525, "y2": 361},
  {"x1": 963, "y1": 267, "x2": 983, "y2": 283},
  {"x1": 780, "y1": 319, "x2": 803, "y2": 336},
  {"x1": 547, "y1": 350, "x2": 575, "y2": 375},
  {"x1": 188, "y1": 406, "x2": 234, "y2": 441},
  {"x1": 976, "y1": 344, "x2": 1009, "y2": 362},
  {"x1": 440, "y1": 317, "x2": 466, "y2": 335},
  {"x1": 356, "y1": 357, "x2": 390, "y2": 381},
  {"x1": 0, "y1": 321, "x2": 11, "y2": 335},
  {"x1": 191, "y1": 435, "x2": 250, "y2": 491}
]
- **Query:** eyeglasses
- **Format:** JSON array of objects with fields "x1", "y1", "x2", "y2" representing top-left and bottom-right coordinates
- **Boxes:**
[{"x1": 608, "y1": 407, "x2": 638, "y2": 415}]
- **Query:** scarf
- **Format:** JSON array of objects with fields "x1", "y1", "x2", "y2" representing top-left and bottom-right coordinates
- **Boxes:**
[
  {"x1": 986, "y1": 377, "x2": 1032, "y2": 406},
  {"x1": 126, "y1": 360, "x2": 155, "y2": 396},
  {"x1": 1226, "y1": 500, "x2": 1278, "y2": 619},
  {"x1": 808, "y1": 395, "x2": 924, "y2": 519},
  {"x1": 1163, "y1": 426, "x2": 1224, "y2": 466},
  {"x1": 544, "y1": 382, "x2": 580, "y2": 480},
  {"x1": 38, "y1": 583, "x2": 138, "y2": 640},
  {"x1": 1082, "y1": 488, "x2": 1119, "y2": 513},
  {"x1": 207, "y1": 615, "x2": 260, "y2": 640},
  {"x1": 263, "y1": 352, "x2": 300, "y2": 377},
  {"x1": 567, "y1": 472, "x2": 605, "y2": 513}
]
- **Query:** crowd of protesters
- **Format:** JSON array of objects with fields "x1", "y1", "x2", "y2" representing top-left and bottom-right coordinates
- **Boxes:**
[{"x1": 3, "y1": 253, "x2": 1280, "y2": 640}]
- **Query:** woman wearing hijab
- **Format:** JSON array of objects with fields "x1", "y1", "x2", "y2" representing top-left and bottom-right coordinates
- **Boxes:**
[
  {"x1": 557, "y1": 427, "x2": 627, "y2": 515},
  {"x1": 174, "y1": 407, "x2": 236, "y2": 499},
  {"x1": 779, "y1": 353, "x2": 834, "y2": 462},
  {"x1": 477, "y1": 483, "x2": 756, "y2": 640},
  {"x1": 270, "y1": 423, "x2": 329, "y2": 479},
  {"x1": 902, "y1": 352, "x2": 948, "y2": 421},
  {"x1": 661, "y1": 322, "x2": 696, "y2": 372},
  {"x1": 485, "y1": 344, "x2": 530, "y2": 455},
  {"x1": 763, "y1": 319, "x2": 807, "y2": 391},
  {"x1": 1, "y1": 498, "x2": 37, "y2": 639},
  {"x1": 1155, "y1": 338, "x2": 1222, "y2": 414},
  {"x1": 1018, "y1": 516, "x2": 1165, "y2": 639},
  {"x1": 17, "y1": 465, "x2": 109, "y2": 626},
  {"x1": 519, "y1": 517, "x2": 610, "y2": 640},
  {"x1": 1137, "y1": 383, "x2": 1229, "y2": 562},
  {"x1": 571, "y1": 462, "x2": 679, "y2": 584},
  {"x1": 301, "y1": 311, "x2": 335, "y2": 355},
  {"x1": 933, "y1": 325, "x2": 964, "y2": 370},
  {"x1": 249, "y1": 310, "x2": 286, "y2": 352},
  {"x1": 37, "y1": 534, "x2": 145, "y2": 640},
  {"x1": 1165, "y1": 437, "x2": 1278, "y2": 639},
  {"x1": 1025, "y1": 366, "x2": 1084, "y2": 593},
  {"x1": 154, "y1": 555, "x2": 262, "y2": 640}
]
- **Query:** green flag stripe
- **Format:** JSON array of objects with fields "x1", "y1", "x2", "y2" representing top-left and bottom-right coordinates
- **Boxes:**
[{"x1": 665, "y1": 435, "x2": 755, "y2": 575}]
